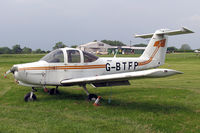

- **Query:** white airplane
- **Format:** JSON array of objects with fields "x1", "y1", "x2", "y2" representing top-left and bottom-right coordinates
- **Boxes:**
[
  {"x1": 5, "y1": 27, "x2": 194, "y2": 102},
  {"x1": 194, "y1": 49, "x2": 200, "y2": 53}
]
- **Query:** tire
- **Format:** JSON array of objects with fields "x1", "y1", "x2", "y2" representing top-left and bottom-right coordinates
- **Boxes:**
[
  {"x1": 55, "y1": 89, "x2": 60, "y2": 94},
  {"x1": 49, "y1": 88, "x2": 55, "y2": 95},
  {"x1": 49, "y1": 88, "x2": 59, "y2": 95},
  {"x1": 24, "y1": 92, "x2": 37, "y2": 102},
  {"x1": 88, "y1": 94, "x2": 98, "y2": 101}
]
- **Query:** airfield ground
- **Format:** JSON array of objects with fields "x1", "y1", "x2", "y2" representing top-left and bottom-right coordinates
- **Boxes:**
[{"x1": 0, "y1": 53, "x2": 200, "y2": 133}]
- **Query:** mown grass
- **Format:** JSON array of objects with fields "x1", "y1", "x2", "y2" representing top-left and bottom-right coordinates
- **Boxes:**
[{"x1": 0, "y1": 53, "x2": 200, "y2": 133}]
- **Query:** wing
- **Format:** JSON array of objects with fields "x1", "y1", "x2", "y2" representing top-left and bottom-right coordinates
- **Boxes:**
[{"x1": 60, "y1": 68, "x2": 182, "y2": 86}]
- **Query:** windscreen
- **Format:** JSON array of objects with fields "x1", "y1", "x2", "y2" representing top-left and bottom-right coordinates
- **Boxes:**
[{"x1": 40, "y1": 49, "x2": 64, "y2": 63}]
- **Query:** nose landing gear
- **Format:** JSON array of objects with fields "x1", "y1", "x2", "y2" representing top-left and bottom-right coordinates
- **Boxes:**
[{"x1": 24, "y1": 87, "x2": 37, "y2": 102}]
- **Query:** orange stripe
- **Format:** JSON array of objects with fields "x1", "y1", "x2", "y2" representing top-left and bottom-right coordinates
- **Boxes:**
[
  {"x1": 138, "y1": 39, "x2": 166, "y2": 66},
  {"x1": 19, "y1": 64, "x2": 106, "y2": 71},
  {"x1": 57, "y1": 64, "x2": 105, "y2": 68}
]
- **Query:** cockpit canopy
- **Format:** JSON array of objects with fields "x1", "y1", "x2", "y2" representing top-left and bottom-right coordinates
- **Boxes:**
[
  {"x1": 40, "y1": 49, "x2": 99, "y2": 63},
  {"x1": 40, "y1": 49, "x2": 64, "y2": 63}
]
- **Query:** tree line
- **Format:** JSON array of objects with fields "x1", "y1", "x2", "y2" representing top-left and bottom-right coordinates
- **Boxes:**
[
  {"x1": 167, "y1": 44, "x2": 193, "y2": 52},
  {"x1": 0, "y1": 42, "x2": 73, "y2": 54},
  {"x1": 0, "y1": 45, "x2": 47, "y2": 54},
  {"x1": 0, "y1": 40, "x2": 196, "y2": 54},
  {"x1": 133, "y1": 43, "x2": 194, "y2": 52}
]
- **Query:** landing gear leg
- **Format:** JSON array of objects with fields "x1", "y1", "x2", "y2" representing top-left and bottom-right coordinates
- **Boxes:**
[
  {"x1": 55, "y1": 86, "x2": 59, "y2": 94},
  {"x1": 82, "y1": 85, "x2": 98, "y2": 101},
  {"x1": 24, "y1": 87, "x2": 37, "y2": 102}
]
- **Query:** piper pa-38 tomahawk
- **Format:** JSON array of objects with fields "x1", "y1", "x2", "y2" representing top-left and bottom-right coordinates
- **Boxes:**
[{"x1": 5, "y1": 27, "x2": 193, "y2": 102}]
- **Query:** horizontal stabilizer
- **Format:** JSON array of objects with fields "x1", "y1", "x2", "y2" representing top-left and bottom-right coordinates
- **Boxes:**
[
  {"x1": 61, "y1": 69, "x2": 183, "y2": 86},
  {"x1": 135, "y1": 27, "x2": 194, "y2": 39}
]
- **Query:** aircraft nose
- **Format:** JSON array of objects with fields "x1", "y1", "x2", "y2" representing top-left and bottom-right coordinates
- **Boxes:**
[
  {"x1": 4, "y1": 65, "x2": 18, "y2": 78},
  {"x1": 10, "y1": 65, "x2": 21, "y2": 80}
]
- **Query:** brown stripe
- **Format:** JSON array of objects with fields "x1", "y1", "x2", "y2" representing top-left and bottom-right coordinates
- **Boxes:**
[
  {"x1": 138, "y1": 39, "x2": 166, "y2": 66},
  {"x1": 19, "y1": 64, "x2": 106, "y2": 71}
]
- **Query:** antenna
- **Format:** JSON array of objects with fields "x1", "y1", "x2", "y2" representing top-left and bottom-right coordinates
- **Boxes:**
[{"x1": 114, "y1": 49, "x2": 118, "y2": 58}]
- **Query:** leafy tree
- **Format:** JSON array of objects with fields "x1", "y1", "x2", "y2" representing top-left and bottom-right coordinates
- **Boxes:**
[
  {"x1": 22, "y1": 47, "x2": 32, "y2": 54},
  {"x1": 0, "y1": 47, "x2": 12, "y2": 54},
  {"x1": 71, "y1": 45, "x2": 77, "y2": 48},
  {"x1": 167, "y1": 46, "x2": 178, "y2": 52},
  {"x1": 53, "y1": 42, "x2": 66, "y2": 50},
  {"x1": 12, "y1": 44, "x2": 22, "y2": 54},
  {"x1": 133, "y1": 43, "x2": 147, "y2": 47},
  {"x1": 33, "y1": 49, "x2": 46, "y2": 54},
  {"x1": 180, "y1": 44, "x2": 191, "y2": 50},
  {"x1": 101, "y1": 40, "x2": 125, "y2": 46}
]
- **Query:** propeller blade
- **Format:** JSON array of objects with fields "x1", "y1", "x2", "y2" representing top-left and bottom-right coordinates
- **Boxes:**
[
  {"x1": 4, "y1": 70, "x2": 11, "y2": 78},
  {"x1": 4, "y1": 66, "x2": 18, "y2": 78}
]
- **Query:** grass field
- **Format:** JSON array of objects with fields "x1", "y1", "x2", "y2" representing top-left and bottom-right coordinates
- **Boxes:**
[{"x1": 0, "y1": 53, "x2": 200, "y2": 133}]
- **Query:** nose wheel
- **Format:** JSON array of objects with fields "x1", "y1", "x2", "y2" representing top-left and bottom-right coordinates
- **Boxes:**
[{"x1": 24, "y1": 87, "x2": 37, "y2": 102}]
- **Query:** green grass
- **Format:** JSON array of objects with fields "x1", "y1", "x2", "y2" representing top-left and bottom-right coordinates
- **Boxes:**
[{"x1": 0, "y1": 53, "x2": 200, "y2": 133}]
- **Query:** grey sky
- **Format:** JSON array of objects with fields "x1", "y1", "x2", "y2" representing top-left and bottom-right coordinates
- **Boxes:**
[{"x1": 0, "y1": 0, "x2": 199, "y2": 50}]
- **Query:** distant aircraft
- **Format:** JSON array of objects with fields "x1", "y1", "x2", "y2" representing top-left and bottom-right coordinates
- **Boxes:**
[
  {"x1": 4, "y1": 27, "x2": 194, "y2": 102},
  {"x1": 194, "y1": 49, "x2": 200, "y2": 53}
]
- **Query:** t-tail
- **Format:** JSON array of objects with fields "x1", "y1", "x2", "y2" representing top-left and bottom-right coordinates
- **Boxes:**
[{"x1": 135, "y1": 27, "x2": 194, "y2": 68}]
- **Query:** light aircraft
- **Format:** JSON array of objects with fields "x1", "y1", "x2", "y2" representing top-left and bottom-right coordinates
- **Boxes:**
[
  {"x1": 194, "y1": 49, "x2": 200, "y2": 53},
  {"x1": 4, "y1": 27, "x2": 194, "y2": 102}
]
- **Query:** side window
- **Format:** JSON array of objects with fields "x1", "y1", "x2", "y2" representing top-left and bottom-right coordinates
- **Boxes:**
[
  {"x1": 67, "y1": 50, "x2": 81, "y2": 63},
  {"x1": 83, "y1": 51, "x2": 99, "y2": 63}
]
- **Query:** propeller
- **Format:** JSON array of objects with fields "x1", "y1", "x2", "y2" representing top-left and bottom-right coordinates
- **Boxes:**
[
  {"x1": 4, "y1": 66, "x2": 18, "y2": 78},
  {"x1": 4, "y1": 70, "x2": 11, "y2": 78}
]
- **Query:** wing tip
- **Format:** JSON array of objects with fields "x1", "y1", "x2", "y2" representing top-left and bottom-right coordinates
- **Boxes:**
[{"x1": 181, "y1": 27, "x2": 194, "y2": 33}]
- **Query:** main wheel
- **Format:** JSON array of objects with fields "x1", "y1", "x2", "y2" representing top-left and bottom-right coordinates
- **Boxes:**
[
  {"x1": 24, "y1": 92, "x2": 37, "y2": 102},
  {"x1": 88, "y1": 94, "x2": 98, "y2": 101},
  {"x1": 49, "y1": 88, "x2": 55, "y2": 95},
  {"x1": 49, "y1": 88, "x2": 60, "y2": 95}
]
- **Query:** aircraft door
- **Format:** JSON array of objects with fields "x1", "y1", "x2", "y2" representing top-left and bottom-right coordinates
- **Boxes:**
[
  {"x1": 66, "y1": 50, "x2": 83, "y2": 79},
  {"x1": 43, "y1": 49, "x2": 65, "y2": 85}
]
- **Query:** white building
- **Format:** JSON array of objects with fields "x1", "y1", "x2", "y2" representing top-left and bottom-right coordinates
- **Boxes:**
[
  {"x1": 77, "y1": 41, "x2": 113, "y2": 54},
  {"x1": 77, "y1": 41, "x2": 146, "y2": 55}
]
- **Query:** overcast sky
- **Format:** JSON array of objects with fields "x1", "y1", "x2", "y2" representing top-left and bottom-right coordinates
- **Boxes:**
[{"x1": 0, "y1": 0, "x2": 199, "y2": 50}]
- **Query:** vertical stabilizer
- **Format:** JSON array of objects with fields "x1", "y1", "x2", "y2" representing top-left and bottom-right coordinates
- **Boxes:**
[{"x1": 135, "y1": 27, "x2": 194, "y2": 67}]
